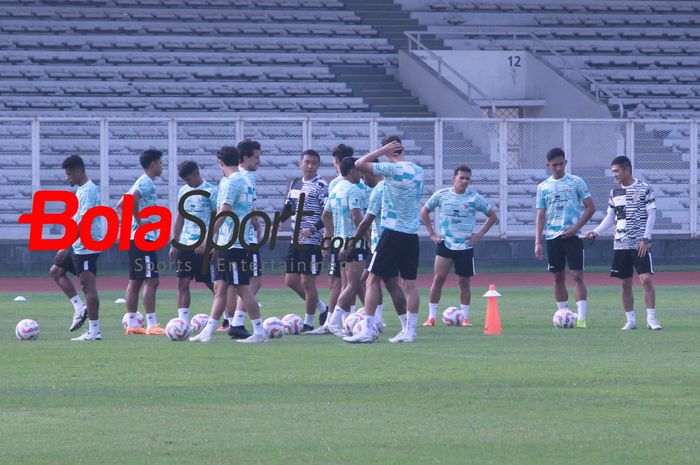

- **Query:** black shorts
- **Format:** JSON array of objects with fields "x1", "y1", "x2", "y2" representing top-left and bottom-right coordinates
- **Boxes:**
[
  {"x1": 55, "y1": 249, "x2": 99, "y2": 276},
  {"x1": 213, "y1": 248, "x2": 250, "y2": 286},
  {"x1": 610, "y1": 249, "x2": 654, "y2": 279},
  {"x1": 436, "y1": 242, "x2": 475, "y2": 278},
  {"x1": 248, "y1": 249, "x2": 262, "y2": 278},
  {"x1": 128, "y1": 240, "x2": 159, "y2": 280},
  {"x1": 285, "y1": 243, "x2": 323, "y2": 276},
  {"x1": 546, "y1": 236, "x2": 584, "y2": 273},
  {"x1": 175, "y1": 249, "x2": 212, "y2": 283},
  {"x1": 328, "y1": 246, "x2": 341, "y2": 278},
  {"x1": 344, "y1": 243, "x2": 368, "y2": 264},
  {"x1": 367, "y1": 229, "x2": 419, "y2": 280}
]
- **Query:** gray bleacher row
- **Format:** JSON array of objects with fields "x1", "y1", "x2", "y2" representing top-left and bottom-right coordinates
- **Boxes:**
[
  {"x1": 1, "y1": 0, "x2": 344, "y2": 9},
  {"x1": 426, "y1": 1, "x2": 700, "y2": 14}
]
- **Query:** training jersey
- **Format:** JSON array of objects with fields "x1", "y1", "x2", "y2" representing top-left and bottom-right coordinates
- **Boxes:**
[
  {"x1": 73, "y1": 180, "x2": 104, "y2": 255},
  {"x1": 607, "y1": 179, "x2": 656, "y2": 250},
  {"x1": 536, "y1": 174, "x2": 591, "y2": 240},
  {"x1": 324, "y1": 179, "x2": 366, "y2": 240},
  {"x1": 365, "y1": 181, "x2": 385, "y2": 253},
  {"x1": 283, "y1": 175, "x2": 329, "y2": 246},
  {"x1": 127, "y1": 174, "x2": 159, "y2": 241},
  {"x1": 238, "y1": 166, "x2": 258, "y2": 246},
  {"x1": 177, "y1": 181, "x2": 218, "y2": 246},
  {"x1": 217, "y1": 171, "x2": 255, "y2": 249},
  {"x1": 373, "y1": 161, "x2": 424, "y2": 234},
  {"x1": 424, "y1": 188, "x2": 491, "y2": 251}
]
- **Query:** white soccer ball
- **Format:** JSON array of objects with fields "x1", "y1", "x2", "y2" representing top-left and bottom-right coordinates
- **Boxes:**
[
  {"x1": 344, "y1": 313, "x2": 364, "y2": 335},
  {"x1": 165, "y1": 318, "x2": 190, "y2": 341},
  {"x1": 553, "y1": 309, "x2": 578, "y2": 329},
  {"x1": 442, "y1": 307, "x2": 462, "y2": 326},
  {"x1": 121, "y1": 312, "x2": 145, "y2": 330},
  {"x1": 263, "y1": 317, "x2": 284, "y2": 338},
  {"x1": 15, "y1": 319, "x2": 40, "y2": 341},
  {"x1": 355, "y1": 307, "x2": 366, "y2": 316},
  {"x1": 281, "y1": 314, "x2": 302, "y2": 335},
  {"x1": 189, "y1": 313, "x2": 210, "y2": 333}
]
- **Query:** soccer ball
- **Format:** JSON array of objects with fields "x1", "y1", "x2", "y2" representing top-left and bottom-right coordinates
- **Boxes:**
[
  {"x1": 442, "y1": 307, "x2": 462, "y2": 326},
  {"x1": 263, "y1": 317, "x2": 284, "y2": 338},
  {"x1": 352, "y1": 318, "x2": 377, "y2": 339},
  {"x1": 15, "y1": 319, "x2": 39, "y2": 341},
  {"x1": 189, "y1": 313, "x2": 210, "y2": 333},
  {"x1": 355, "y1": 307, "x2": 366, "y2": 316},
  {"x1": 121, "y1": 312, "x2": 145, "y2": 330},
  {"x1": 165, "y1": 318, "x2": 190, "y2": 341},
  {"x1": 344, "y1": 313, "x2": 364, "y2": 335},
  {"x1": 281, "y1": 314, "x2": 302, "y2": 335},
  {"x1": 553, "y1": 309, "x2": 578, "y2": 329}
]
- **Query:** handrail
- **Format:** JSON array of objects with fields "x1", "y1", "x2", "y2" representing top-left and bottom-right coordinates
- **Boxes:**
[{"x1": 405, "y1": 31, "x2": 497, "y2": 116}]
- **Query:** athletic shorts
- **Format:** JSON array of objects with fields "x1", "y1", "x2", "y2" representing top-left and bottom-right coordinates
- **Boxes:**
[
  {"x1": 285, "y1": 243, "x2": 323, "y2": 276},
  {"x1": 128, "y1": 240, "x2": 159, "y2": 280},
  {"x1": 175, "y1": 249, "x2": 212, "y2": 283},
  {"x1": 328, "y1": 246, "x2": 341, "y2": 278},
  {"x1": 436, "y1": 241, "x2": 475, "y2": 278},
  {"x1": 55, "y1": 249, "x2": 99, "y2": 276},
  {"x1": 367, "y1": 229, "x2": 419, "y2": 280},
  {"x1": 546, "y1": 236, "x2": 584, "y2": 273},
  {"x1": 343, "y1": 243, "x2": 368, "y2": 265},
  {"x1": 248, "y1": 249, "x2": 262, "y2": 278},
  {"x1": 610, "y1": 249, "x2": 653, "y2": 279},
  {"x1": 213, "y1": 247, "x2": 250, "y2": 286}
]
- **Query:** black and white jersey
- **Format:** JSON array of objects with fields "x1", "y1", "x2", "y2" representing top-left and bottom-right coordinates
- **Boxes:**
[
  {"x1": 282, "y1": 175, "x2": 329, "y2": 245},
  {"x1": 608, "y1": 179, "x2": 656, "y2": 250}
]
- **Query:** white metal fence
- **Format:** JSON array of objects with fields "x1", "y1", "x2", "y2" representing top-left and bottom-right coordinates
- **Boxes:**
[{"x1": 0, "y1": 117, "x2": 697, "y2": 240}]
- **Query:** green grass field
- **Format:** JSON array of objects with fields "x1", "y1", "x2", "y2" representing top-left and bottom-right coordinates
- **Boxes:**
[{"x1": 1, "y1": 286, "x2": 698, "y2": 465}]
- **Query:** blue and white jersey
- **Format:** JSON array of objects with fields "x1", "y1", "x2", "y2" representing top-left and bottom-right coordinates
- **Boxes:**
[
  {"x1": 127, "y1": 174, "x2": 159, "y2": 242},
  {"x1": 536, "y1": 174, "x2": 591, "y2": 240},
  {"x1": 220, "y1": 171, "x2": 255, "y2": 249},
  {"x1": 238, "y1": 166, "x2": 258, "y2": 246},
  {"x1": 373, "y1": 161, "x2": 424, "y2": 234},
  {"x1": 324, "y1": 179, "x2": 365, "y2": 240},
  {"x1": 177, "y1": 180, "x2": 218, "y2": 246},
  {"x1": 215, "y1": 175, "x2": 232, "y2": 247},
  {"x1": 424, "y1": 188, "x2": 491, "y2": 251},
  {"x1": 365, "y1": 181, "x2": 385, "y2": 253},
  {"x1": 73, "y1": 180, "x2": 104, "y2": 255}
]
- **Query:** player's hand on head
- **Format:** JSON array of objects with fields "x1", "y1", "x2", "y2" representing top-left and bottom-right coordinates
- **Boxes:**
[{"x1": 383, "y1": 141, "x2": 402, "y2": 155}]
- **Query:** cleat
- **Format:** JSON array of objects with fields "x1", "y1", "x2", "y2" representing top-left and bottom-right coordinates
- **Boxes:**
[
  {"x1": 237, "y1": 333, "x2": 268, "y2": 344},
  {"x1": 395, "y1": 332, "x2": 416, "y2": 343},
  {"x1": 318, "y1": 310, "x2": 328, "y2": 327},
  {"x1": 228, "y1": 325, "x2": 252, "y2": 339},
  {"x1": 304, "y1": 324, "x2": 331, "y2": 335},
  {"x1": 343, "y1": 332, "x2": 376, "y2": 343},
  {"x1": 646, "y1": 319, "x2": 662, "y2": 330},
  {"x1": 146, "y1": 324, "x2": 166, "y2": 336},
  {"x1": 329, "y1": 324, "x2": 345, "y2": 337},
  {"x1": 189, "y1": 331, "x2": 212, "y2": 343},
  {"x1": 460, "y1": 318, "x2": 473, "y2": 327},
  {"x1": 621, "y1": 322, "x2": 637, "y2": 330},
  {"x1": 69, "y1": 305, "x2": 88, "y2": 332},
  {"x1": 71, "y1": 331, "x2": 102, "y2": 341},
  {"x1": 125, "y1": 327, "x2": 147, "y2": 335},
  {"x1": 421, "y1": 317, "x2": 436, "y2": 327},
  {"x1": 388, "y1": 330, "x2": 406, "y2": 343},
  {"x1": 576, "y1": 319, "x2": 587, "y2": 329},
  {"x1": 216, "y1": 325, "x2": 228, "y2": 332},
  {"x1": 301, "y1": 324, "x2": 314, "y2": 333}
]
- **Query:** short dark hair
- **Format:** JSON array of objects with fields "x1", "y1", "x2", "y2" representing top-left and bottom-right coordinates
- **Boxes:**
[
  {"x1": 177, "y1": 160, "x2": 199, "y2": 179},
  {"x1": 546, "y1": 148, "x2": 565, "y2": 162},
  {"x1": 301, "y1": 149, "x2": 320, "y2": 162},
  {"x1": 340, "y1": 157, "x2": 358, "y2": 176},
  {"x1": 611, "y1": 155, "x2": 632, "y2": 172},
  {"x1": 217, "y1": 146, "x2": 240, "y2": 167},
  {"x1": 140, "y1": 149, "x2": 163, "y2": 169},
  {"x1": 61, "y1": 155, "x2": 85, "y2": 172},
  {"x1": 381, "y1": 135, "x2": 402, "y2": 146},
  {"x1": 453, "y1": 165, "x2": 472, "y2": 176},
  {"x1": 332, "y1": 144, "x2": 354, "y2": 161},
  {"x1": 237, "y1": 139, "x2": 261, "y2": 160}
]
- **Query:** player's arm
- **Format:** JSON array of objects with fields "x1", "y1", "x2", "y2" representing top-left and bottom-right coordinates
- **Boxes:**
[
  {"x1": 355, "y1": 141, "x2": 402, "y2": 173},
  {"x1": 586, "y1": 206, "x2": 615, "y2": 240},
  {"x1": 471, "y1": 209, "x2": 498, "y2": 245},
  {"x1": 563, "y1": 198, "x2": 596, "y2": 239},
  {"x1": 420, "y1": 206, "x2": 440, "y2": 244},
  {"x1": 321, "y1": 209, "x2": 334, "y2": 257},
  {"x1": 170, "y1": 211, "x2": 184, "y2": 262},
  {"x1": 534, "y1": 208, "x2": 546, "y2": 259},
  {"x1": 280, "y1": 179, "x2": 296, "y2": 223},
  {"x1": 637, "y1": 193, "x2": 656, "y2": 258},
  {"x1": 353, "y1": 212, "x2": 375, "y2": 241}
]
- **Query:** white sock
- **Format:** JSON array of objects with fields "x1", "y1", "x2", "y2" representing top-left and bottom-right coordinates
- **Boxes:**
[
  {"x1": 576, "y1": 300, "x2": 587, "y2": 320},
  {"x1": 557, "y1": 301, "x2": 569, "y2": 310},
  {"x1": 178, "y1": 307, "x2": 189, "y2": 321},
  {"x1": 232, "y1": 310, "x2": 246, "y2": 326},
  {"x1": 646, "y1": 308, "x2": 656, "y2": 321},
  {"x1": 350, "y1": 305, "x2": 356, "y2": 313},
  {"x1": 304, "y1": 313, "x2": 314, "y2": 326},
  {"x1": 399, "y1": 314, "x2": 407, "y2": 332},
  {"x1": 203, "y1": 317, "x2": 218, "y2": 337},
  {"x1": 625, "y1": 310, "x2": 636, "y2": 323},
  {"x1": 429, "y1": 302, "x2": 438, "y2": 319},
  {"x1": 460, "y1": 304, "x2": 470, "y2": 320},
  {"x1": 330, "y1": 307, "x2": 345, "y2": 327},
  {"x1": 340, "y1": 310, "x2": 349, "y2": 326},
  {"x1": 70, "y1": 295, "x2": 84, "y2": 312},
  {"x1": 363, "y1": 315, "x2": 374, "y2": 334},
  {"x1": 146, "y1": 312, "x2": 158, "y2": 329},
  {"x1": 406, "y1": 313, "x2": 418, "y2": 336},
  {"x1": 127, "y1": 312, "x2": 138, "y2": 328},
  {"x1": 376, "y1": 304, "x2": 384, "y2": 321},
  {"x1": 317, "y1": 300, "x2": 327, "y2": 313},
  {"x1": 228, "y1": 317, "x2": 235, "y2": 325},
  {"x1": 252, "y1": 318, "x2": 264, "y2": 337},
  {"x1": 88, "y1": 319, "x2": 100, "y2": 335}
]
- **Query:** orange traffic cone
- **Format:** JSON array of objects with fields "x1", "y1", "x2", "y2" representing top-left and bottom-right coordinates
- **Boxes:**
[{"x1": 483, "y1": 284, "x2": 502, "y2": 335}]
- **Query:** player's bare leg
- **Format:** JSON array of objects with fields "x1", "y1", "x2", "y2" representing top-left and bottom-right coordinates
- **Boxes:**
[
  {"x1": 71, "y1": 271, "x2": 101, "y2": 341},
  {"x1": 639, "y1": 273, "x2": 661, "y2": 329},
  {"x1": 51, "y1": 264, "x2": 87, "y2": 331},
  {"x1": 328, "y1": 260, "x2": 364, "y2": 335},
  {"x1": 553, "y1": 271, "x2": 569, "y2": 308},
  {"x1": 124, "y1": 279, "x2": 147, "y2": 334},
  {"x1": 142, "y1": 277, "x2": 163, "y2": 334},
  {"x1": 228, "y1": 287, "x2": 252, "y2": 339},
  {"x1": 236, "y1": 285, "x2": 267, "y2": 343},
  {"x1": 458, "y1": 276, "x2": 473, "y2": 327},
  {"x1": 620, "y1": 277, "x2": 637, "y2": 330},
  {"x1": 301, "y1": 274, "x2": 320, "y2": 326},
  {"x1": 425, "y1": 256, "x2": 452, "y2": 326},
  {"x1": 285, "y1": 273, "x2": 306, "y2": 299},
  {"x1": 570, "y1": 270, "x2": 588, "y2": 327},
  {"x1": 177, "y1": 276, "x2": 192, "y2": 310},
  {"x1": 190, "y1": 280, "x2": 228, "y2": 342}
]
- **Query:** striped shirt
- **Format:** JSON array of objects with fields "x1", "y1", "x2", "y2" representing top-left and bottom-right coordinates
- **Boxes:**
[
  {"x1": 283, "y1": 175, "x2": 329, "y2": 245},
  {"x1": 608, "y1": 180, "x2": 656, "y2": 250}
]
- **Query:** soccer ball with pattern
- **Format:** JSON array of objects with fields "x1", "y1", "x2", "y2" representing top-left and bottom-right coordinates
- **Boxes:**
[
  {"x1": 344, "y1": 313, "x2": 364, "y2": 335},
  {"x1": 355, "y1": 307, "x2": 366, "y2": 316},
  {"x1": 189, "y1": 313, "x2": 210, "y2": 333},
  {"x1": 553, "y1": 309, "x2": 578, "y2": 329},
  {"x1": 121, "y1": 312, "x2": 145, "y2": 330},
  {"x1": 281, "y1": 314, "x2": 302, "y2": 335},
  {"x1": 165, "y1": 318, "x2": 190, "y2": 341},
  {"x1": 263, "y1": 317, "x2": 285, "y2": 338},
  {"x1": 442, "y1": 307, "x2": 462, "y2": 326},
  {"x1": 15, "y1": 319, "x2": 40, "y2": 341}
]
